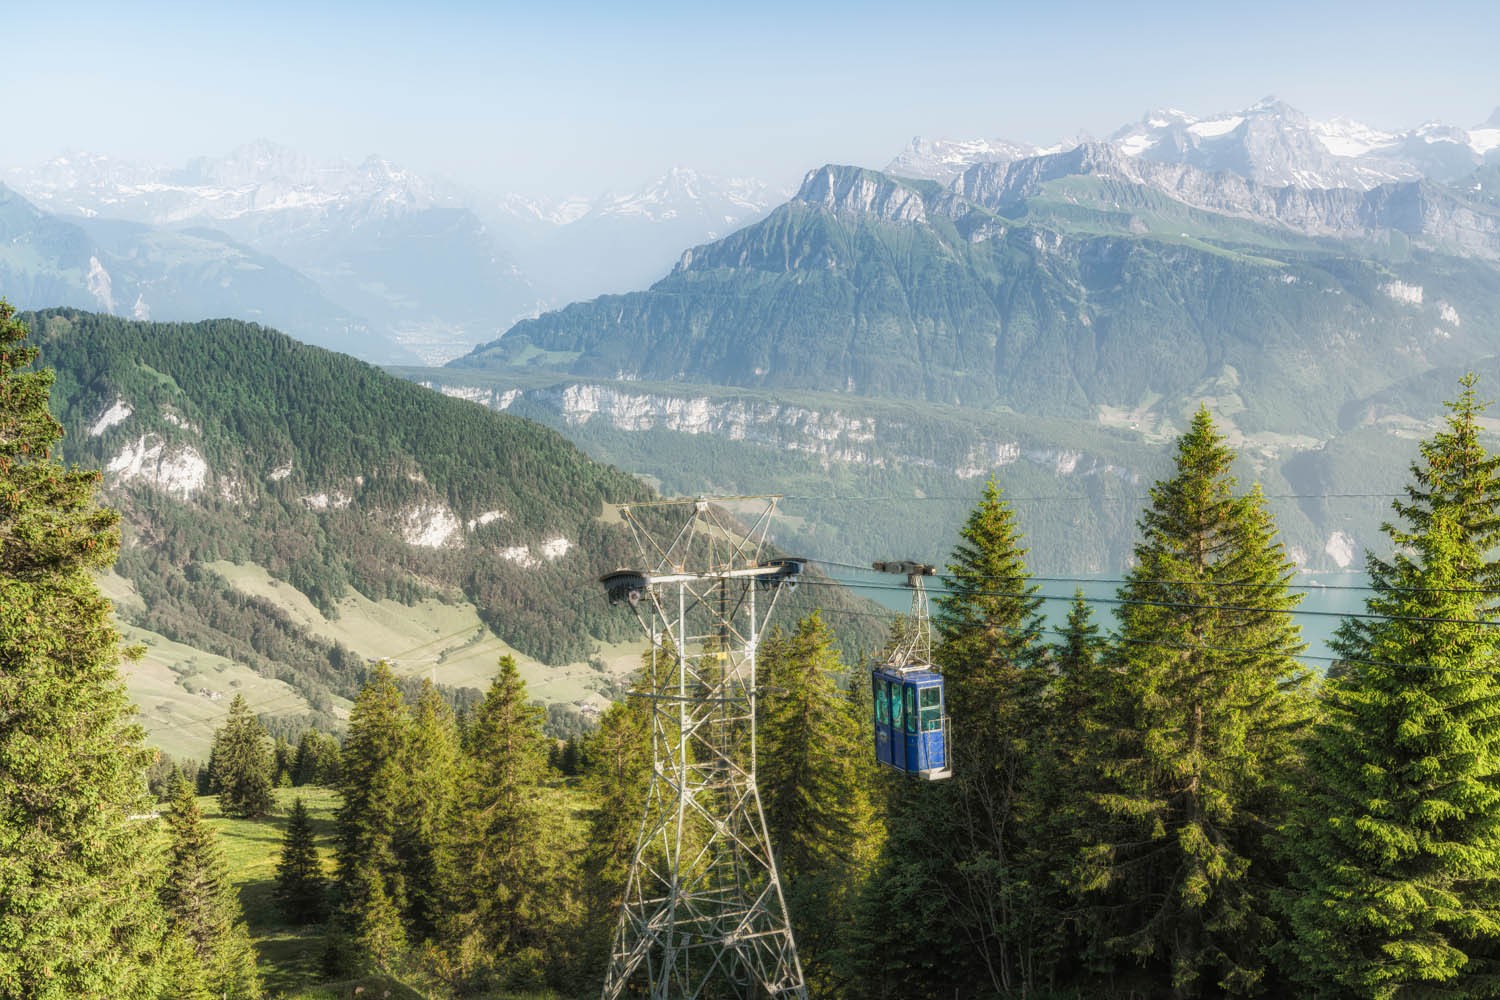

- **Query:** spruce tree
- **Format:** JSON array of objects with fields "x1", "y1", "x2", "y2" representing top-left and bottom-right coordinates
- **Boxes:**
[
  {"x1": 1281, "y1": 377, "x2": 1500, "y2": 997},
  {"x1": 579, "y1": 678, "x2": 653, "y2": 969},
  {"x1": 1026, "y1": 592, "x2": 1117, "y2": 988},
  {"x1": 446, "y1": 655, "x2": 570, "y2": 990},
  {"x1": 1083, "y1": 407, "x2": 1311, "y2": 996},
  {"x1": 0, "y1": 300, "x2": 175, "y2": 998},
  {"x1": 399, "y1": 681, "x2": 462, "y2": 940},
  {"x1": 211, "y1": 694, "x2": 274, "y2": 819},
  {"x1": 759, "y1": 613, "x2": 885, "y2": 996},
  {"x1": 332, "y1": 662, "x2": 412, "y2": 974},
  {"x1": 160, "y1": 774, "x2": 261, "y2": 999},
  {"x1": 852, "y1": 480, "x2": 1047, "y2": 998},
  {"x1": 274, "y1": 796, "x2": 327, "y2": 925}
]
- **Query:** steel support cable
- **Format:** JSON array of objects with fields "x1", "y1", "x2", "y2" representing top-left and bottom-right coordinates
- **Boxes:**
[
  {"x1": 797, "y1": 576, "x2": 1500, "y2": 630},
  {"x1": 804, "y1": 557, "x2": 1500, "y2": 598},
  {"x1": 787, "y1": 594, "x2": 1500, "y2": 678}
]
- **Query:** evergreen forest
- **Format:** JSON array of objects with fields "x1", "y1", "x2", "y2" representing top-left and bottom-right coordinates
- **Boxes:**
[{"x1": 13, "y1": 294, "x2": 1500, "y2": 1000}]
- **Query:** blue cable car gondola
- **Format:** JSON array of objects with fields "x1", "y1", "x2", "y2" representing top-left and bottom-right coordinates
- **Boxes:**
[
  {"x1": 871, "y1": 666, "x2": 949, "y2": 779},
  {"x1": 869, "y1": 561, "x2": 951, "y2": 781}
]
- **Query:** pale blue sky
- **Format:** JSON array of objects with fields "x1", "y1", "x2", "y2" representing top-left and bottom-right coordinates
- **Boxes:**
[{"x1": 4, "y1": 0, "x2": 1496, "y2": 199}]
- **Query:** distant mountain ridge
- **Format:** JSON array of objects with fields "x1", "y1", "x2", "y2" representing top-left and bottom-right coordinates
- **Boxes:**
[
  {"x1": 0, "y1": 182, "x2": 372, "y2": 354},
  {"x1": 889, "y1": 97, "x2": 1500, "y2": 187},
  {"x1": 437, "y1": 100, "x2": 1500, "y2": 577},
  {"x1": 4, "y1": 144, "x2": 788, "y2": 361},
  {"x1": 456, "y1": 155, "x2": 1500, "y2": 436}
]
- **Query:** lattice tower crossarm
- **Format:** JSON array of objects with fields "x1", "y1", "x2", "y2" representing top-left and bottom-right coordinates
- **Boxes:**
[{"x1": 601, "y1": 498, "x2": 807, "y2": 1000}]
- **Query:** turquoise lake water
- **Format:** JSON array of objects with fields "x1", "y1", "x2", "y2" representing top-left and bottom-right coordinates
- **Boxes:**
[{"x1": 837, "y1": 571, "x2": 1368, "y2": 669}]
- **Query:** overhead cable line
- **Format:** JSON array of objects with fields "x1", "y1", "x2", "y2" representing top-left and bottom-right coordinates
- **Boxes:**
[
  {"x1": 804, "y1": 557, "x2": 1500, "y2": 598},
  {"x1": 773, "y1": 491, "x2": 1407, "y2": 503},
  {"x1": 798, "y1": 577, "x2": 1500, "y2": 630},
  {"x1": 788, "y1": 597, "x2": 1500, "y2": 679}
]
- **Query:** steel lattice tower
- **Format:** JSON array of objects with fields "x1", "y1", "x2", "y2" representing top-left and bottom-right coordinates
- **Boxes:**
[{"x1": 599, "y1": 497, "x2": 807, "y2": 1000}]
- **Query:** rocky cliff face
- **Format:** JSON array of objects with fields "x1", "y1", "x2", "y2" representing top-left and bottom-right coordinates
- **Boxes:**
[
  {"x1": 790, "y1": 165, "x2": 936, "y2": 224},
  {"x1": 947, "y1": 144, "x2": 1500, "y2": 259}
]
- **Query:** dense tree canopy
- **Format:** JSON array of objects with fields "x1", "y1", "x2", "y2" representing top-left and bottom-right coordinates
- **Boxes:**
[{"x1": 0, "y1": 300, "x2": 175, "y2": 998}]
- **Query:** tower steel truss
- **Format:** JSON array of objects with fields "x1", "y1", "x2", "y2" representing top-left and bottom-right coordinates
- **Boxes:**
[{"x1": 600, "y1": 497, "x2": 807, "y2": 1000}]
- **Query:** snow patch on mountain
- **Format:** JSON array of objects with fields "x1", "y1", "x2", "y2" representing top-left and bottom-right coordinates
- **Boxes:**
[
  {"x1": 107, "y1": 435, "x2": 208, "y2": 498},
  {"x1": 90, "y1": 399, "x2": 133, "y2": 436},
  {"x1": 1187, "y1": 116, "x2": 1243, "y2": 138},
  {"x1": 886, "y1": 136, "x2": 1065, "y2": 181},
  {"x1": 540, "y1": 537, "x2": 572, "y2": 560},
  {"x1": 903, "y1": 99, "x2": 1500, "y2": 193},
  {"x1": 11, "y1": 140, "x2": 448, "y2": 226},
  {"x1": 1440, "y1": 302, "x2": 1462, "y2": 326}
]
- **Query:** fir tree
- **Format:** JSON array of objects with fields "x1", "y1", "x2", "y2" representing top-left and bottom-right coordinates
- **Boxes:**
[
  {"x1": 936, "y1": 479, "x2": 1048, "y2": 995},
  {"x1": 160, "y1": 774, "x2": 261, "y2": 999},
  {"x1": 446, "y1": 655, "x2": 571, "y2": 991},
  {"x1": 0, "y1": 300, "x2": 175, "y2": 998},
  {"x1": 274, "y1": 796, "x2": 327, "y2": 925},
  {"x1": 332, "y1": 662, "x2": 412, "y2": 975},
  {"x1": 273, "y1": 736, "x2": 296, "y2": 787},
  {"x1": 579, "y1": 677, "x2": 653, "y2": 970},
  {"x1": 211, "y1": 694, "x2": 274, "y2": 819},
  {"x1": 399, "y1": 681, "x2": 462, "y2": 940},
  {"x1": 1026, "y1": 592, "x2": 1118, "y2": 988},
  {"x1": 852, "y1": 480, "x2": 1047, "y2": 998},
  {"x1": 759, "y1": 614, "x2": 885, "y2": 996},
  {"x1": 293, "y1": 729, "x2": 341, "y2": 787},
  {"x1": 1282, "y1": 377, "x2": 1500, "y2": 998},
  {"x1": 1084, "y1": 407, "x2": 1311, "y2": 997}
]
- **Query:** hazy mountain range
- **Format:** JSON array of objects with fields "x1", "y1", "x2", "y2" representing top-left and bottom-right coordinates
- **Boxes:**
[
  {"x1": 10, "y1": 96, "x2": 1500, "y2": 577},
  {"x1": 4, "y1": 144, "x2": 789, "y2": 362},
  {"x1": 424, "y1": 98, "x2": 1500, "y2": 575},
  {"x1": 5, "y1": 98, "x2": 1497, "y2": 365},
  {"x1": 889, "y1": 97, "x2": 1500, "y2": 186}
]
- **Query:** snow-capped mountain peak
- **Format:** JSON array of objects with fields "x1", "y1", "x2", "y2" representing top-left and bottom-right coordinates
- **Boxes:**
[
  {"x1": 885, "y1": 136, "x2": 1070, "y2": 181},
  {"x1": 907, "y1": 99, "x2": 1500, "y2": 192},
  {"x1": 498, "y1": 168, "x2": 788, "y2": 227},
  {"x1": 5, "y1": 141, "x2": 449, "y2": 227}
]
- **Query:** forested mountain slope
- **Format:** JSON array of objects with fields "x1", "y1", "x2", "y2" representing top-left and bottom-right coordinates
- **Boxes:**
[
  {"x1": 27, "y1": 309, "x2": 878, "y2": 746},
  {"x1": 426, "y1": 151, "x2": 1500, "y2": 577},
  {"x1": 455, "y1": 162, "x2": 1500, "y2": 439}
]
